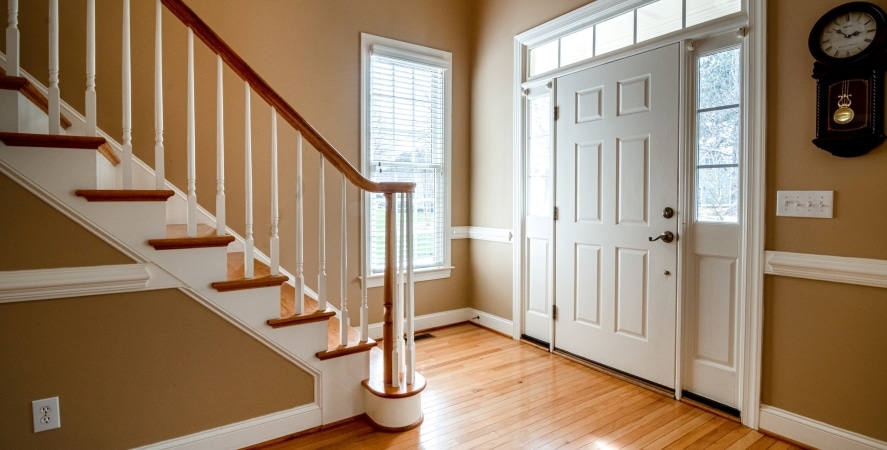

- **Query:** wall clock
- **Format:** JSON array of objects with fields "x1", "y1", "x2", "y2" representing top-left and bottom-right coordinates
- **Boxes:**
[{"x1": 808, "y1": 1, "x2": 887, "y2": 157}]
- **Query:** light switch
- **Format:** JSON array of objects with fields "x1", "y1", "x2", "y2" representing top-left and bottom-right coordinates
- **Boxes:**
[{"x1": 776, "y1": 191, "x2": 834, "y2": 218}]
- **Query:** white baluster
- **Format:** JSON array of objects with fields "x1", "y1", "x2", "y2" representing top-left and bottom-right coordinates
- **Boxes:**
[
  {"x1": 85, "y1": 0, "x2": 96, "y2": 136},
  {"x1": 6, "y1": 0, "x2": 19, "y2": 77},
  {"x1": 317, "y1": 156, "x2": 327, "y2": 311},
  {"x1": 270, "y1": 108, "x2": 279, "y2": 276},
  {"x1": 47, "y1": 0, "x2": 60, "y2": 135},
  {"x1": 340, "y1": 175, "x2": 349, "y2": 346},
  {"x1": 293, "y1": 130, "x2": 305, "y2": 315},
  {"x1": 186, "y1": 29, "x2": 197, "y2": 237},
  {"x1": 215, "y1": 56, "x2": 226, "y2": 236},
  {"x1": 152, "y1": 0, "x2": 164, "y2": 186},
  {"x1": 405, "y1": 192, "x2": 415, "y2": 385},
  {"x1": 244, "y1": 82, "x2": 254, "y2": 279},
  {"x1": 121, "y1": 0, "x2": 132, "y2": 188},
  {"x1": 391, "y1": 193, "x2": 403, "y2": 389},
  {"x1": 360, "y1": 189, "x2": 369, "y2": 342}
]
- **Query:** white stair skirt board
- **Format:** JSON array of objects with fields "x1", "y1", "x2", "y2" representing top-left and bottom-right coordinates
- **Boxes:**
[
  {"x1": 133, "y1": 404, "x2": 321, "y2": 450},
  {"x1": 759, "y1": 405, "x2": 887, "y2": 450},
  {"x1": 367, "y1": 308, "x2": 514, "y2": 340}
]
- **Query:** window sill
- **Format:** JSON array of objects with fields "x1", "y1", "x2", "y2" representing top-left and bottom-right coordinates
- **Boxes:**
[{"x1": 364, "y1": 266, "x2": 454, "y2": 288}]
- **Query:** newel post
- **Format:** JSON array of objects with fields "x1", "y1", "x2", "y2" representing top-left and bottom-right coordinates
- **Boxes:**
[{"x1": 382, "y1": 191, "x2": 395, "y2": 386}]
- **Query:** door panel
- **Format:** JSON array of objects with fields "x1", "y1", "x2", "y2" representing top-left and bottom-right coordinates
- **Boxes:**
[
  {"x1": 555, "y1": 44, "x2": 680, "y2": 389},
  {"x1": 685, "y1": 222, "x2": 740, "y2": 407}
]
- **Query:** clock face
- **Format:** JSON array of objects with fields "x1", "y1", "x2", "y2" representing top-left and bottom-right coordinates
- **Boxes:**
[{"x1": 819, "y1": 11, "x2": 878, "y2": 58}]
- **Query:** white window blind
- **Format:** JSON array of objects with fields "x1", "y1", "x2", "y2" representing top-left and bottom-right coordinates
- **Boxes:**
[{"x1": 368, "y1": 52, "x2": 447, "y2": 274}]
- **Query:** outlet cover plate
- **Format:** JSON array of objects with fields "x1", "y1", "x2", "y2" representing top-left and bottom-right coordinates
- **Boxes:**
[
  {"x1": 776, "y1": 190, "x2": 834, "y2": 218},
  {"x1": 32, "y1": 397, "x2": 60, "y2": 432}
]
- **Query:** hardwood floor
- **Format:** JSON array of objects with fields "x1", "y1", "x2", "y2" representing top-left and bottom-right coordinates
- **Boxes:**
[{"x1": 260, "y1": 323, "x2": 801, "y2": 450}]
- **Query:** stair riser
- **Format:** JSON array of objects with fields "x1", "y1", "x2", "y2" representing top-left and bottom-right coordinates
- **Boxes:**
[
  {"x1": 321, "y1": 355, "x2": 371, "y2": 424},
  {"x1": 0, "y1": 145, "x2": 106, "y2": 192},
  {"x1": 0, "y1": 91, "x2": 50, "y2": 134}
]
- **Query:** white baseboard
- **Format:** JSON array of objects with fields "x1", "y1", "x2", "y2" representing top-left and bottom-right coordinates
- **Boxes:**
[
  {"x1": 135, "y1": 404, "x2": 321, "y2": 450},
  {"x1": 467, "y1": 308, "x2": 514, "y2": 336},
  {"x1": 367, "y1": 307, "x2": 513, "y2": 339},
  {"x1": 759, "y1": 405, "x2": 887, "y2": 450}
]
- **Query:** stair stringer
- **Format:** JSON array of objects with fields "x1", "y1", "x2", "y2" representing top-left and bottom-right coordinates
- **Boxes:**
[{"x1": 0, "y1": 85, "x2": 368, "y2": 429}]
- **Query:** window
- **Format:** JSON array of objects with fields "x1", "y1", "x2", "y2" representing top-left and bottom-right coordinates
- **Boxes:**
[
  {"x1": 526, "y1": 0, "x2": 742, "y2": 77},
  {"x1": 695, "y1": 44, "x2": 740, "y2": 222},
  {"x1": 361, "y1": 34, "x2": 452, "y2": 284}
]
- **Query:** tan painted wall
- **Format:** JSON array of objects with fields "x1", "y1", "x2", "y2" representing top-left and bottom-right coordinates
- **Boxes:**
[
  {"x1": 0, "y1": 174, "x2": 132, "y2": 270},
  {"x1": 763, "y1": 0, "x2": 887, "y2": 441}
]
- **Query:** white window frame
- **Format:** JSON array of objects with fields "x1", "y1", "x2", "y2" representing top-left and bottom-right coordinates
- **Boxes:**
[{"x1": 360, "y1": 33, "x2": 453, "y2": 288}]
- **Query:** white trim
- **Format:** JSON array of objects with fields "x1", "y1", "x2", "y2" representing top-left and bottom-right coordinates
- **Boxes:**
[
  {"x1": 765, "y1": 251, "x2": 887, "y2": 289},
  {"x1": 0, "y1": 263, "x2": 184, "y2": 303},
  {"x1": 467, "y1": 308, "x2": 513, "y2": 336},
  {"x1": 366, "y1": 307, "x2": 513, "y2": 339},
  {"x1": 134, "y1": 404, "x2": 321, "y2": 450},
  {"x1": 451, "y1": 226, "x2": 513, "y2": 243},
  {"x1": 759, "y1": 405, "x2": 887, "y2": 450},
  {"x1": 364, "y1": 266, "x2": 453, "y2": 288},
  {"x1": 740, "y1": 0, "x2": 767, "y2": 430}
]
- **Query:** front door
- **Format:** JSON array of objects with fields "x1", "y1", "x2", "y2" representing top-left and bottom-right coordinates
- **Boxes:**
[{"x1": 554, "y1": 43, "x2": 680, "y2": 389}]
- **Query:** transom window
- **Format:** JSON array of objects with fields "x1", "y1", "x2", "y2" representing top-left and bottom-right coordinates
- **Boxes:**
[{"x1": 528, "y1": 0, "x2": 741, "y2": 77}]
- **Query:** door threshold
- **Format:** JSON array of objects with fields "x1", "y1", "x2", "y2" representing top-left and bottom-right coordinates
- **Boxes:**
[
  {"x1": 680, "y1": 390, "x2": 740, "y2": 420},
  {"x1": 554, "y1": 349, "x2": 674, "y2": 399},
  {"x1": 520, "y1": 334, "x2": 550, "y2": 350}
]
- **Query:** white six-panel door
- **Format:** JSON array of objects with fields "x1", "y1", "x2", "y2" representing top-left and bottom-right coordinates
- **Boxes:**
[{"x1": 554, "y1": 44, "x2": 681, "y2": 389}]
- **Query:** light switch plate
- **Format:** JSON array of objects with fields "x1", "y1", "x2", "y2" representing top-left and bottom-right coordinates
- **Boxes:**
[{"x1": 776, "y1": 191, "x2": 834, "y2": 218}]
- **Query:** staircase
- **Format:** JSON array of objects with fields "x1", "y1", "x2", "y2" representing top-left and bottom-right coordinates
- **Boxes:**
[{"x1": 0, "y1": 0, "x2": 423, "y2": 447}]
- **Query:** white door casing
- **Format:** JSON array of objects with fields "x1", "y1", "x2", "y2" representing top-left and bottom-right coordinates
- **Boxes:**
[{"x1": 554, "y1": 43, "x2": 681, "y2": 389}]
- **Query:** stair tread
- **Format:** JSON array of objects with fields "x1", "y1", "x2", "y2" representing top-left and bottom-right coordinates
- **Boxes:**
[
  {"x1": 212, "y1": 252, "x2": 288, "y2": 292},
  {"x1": 317, "y1": 316, "x2": 377, "y2": 360},
  {"x1": 361, "y1": 347, "x2": 426, "y2": 398},
  {"x1": 75, "y1": 189, "x2": 174, "y2": 202},
  {"x1": 148, "y1": 224, "x2": 235, "y2": 250},
  {"x1": 0, "y1": 73, "x2": 73, "y2": 129},
  {"x1": 0, "y1": 130, "x2": 118, "y2": 166}
]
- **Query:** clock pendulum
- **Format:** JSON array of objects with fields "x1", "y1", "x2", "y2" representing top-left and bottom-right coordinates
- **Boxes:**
[{"x1": 833, "y1": 80, "x2": 854, "y2": 125}]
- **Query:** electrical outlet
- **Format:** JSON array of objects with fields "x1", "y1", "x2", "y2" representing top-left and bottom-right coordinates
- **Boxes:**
[{"x1": 32, "y1": 397, "x2": 60, "y2": 432}]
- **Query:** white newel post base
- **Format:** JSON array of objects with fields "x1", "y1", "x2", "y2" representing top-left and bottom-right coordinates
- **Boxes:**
[{"x1": 361, "y1": 348, "x2": 425, "y2": 432}]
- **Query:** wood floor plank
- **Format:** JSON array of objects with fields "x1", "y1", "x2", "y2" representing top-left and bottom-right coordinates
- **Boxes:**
[{"x1": 259, "y1": 323, "x2": 804, "y2": 450}]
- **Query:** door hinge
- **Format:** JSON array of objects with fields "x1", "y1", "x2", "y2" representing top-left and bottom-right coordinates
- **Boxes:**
[
  {"x1": 552, "y1": 305, "x2": 558, "y2": 320},
  {"x1": 553, "y1": 206, "x2": 559, "y2": 221},
  {"x1": 554, "y1": 106, "x2": 559, "y2": 121}
]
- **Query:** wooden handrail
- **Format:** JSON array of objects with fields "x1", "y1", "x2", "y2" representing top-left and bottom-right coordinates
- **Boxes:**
[{"x1": 161, "y1": 0, "x2": 413, "y2": 195}]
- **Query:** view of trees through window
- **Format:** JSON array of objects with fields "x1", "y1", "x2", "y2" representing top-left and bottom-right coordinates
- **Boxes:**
[{"x1": 696, "y1": 46, "x2": 740, "y2": 222}]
